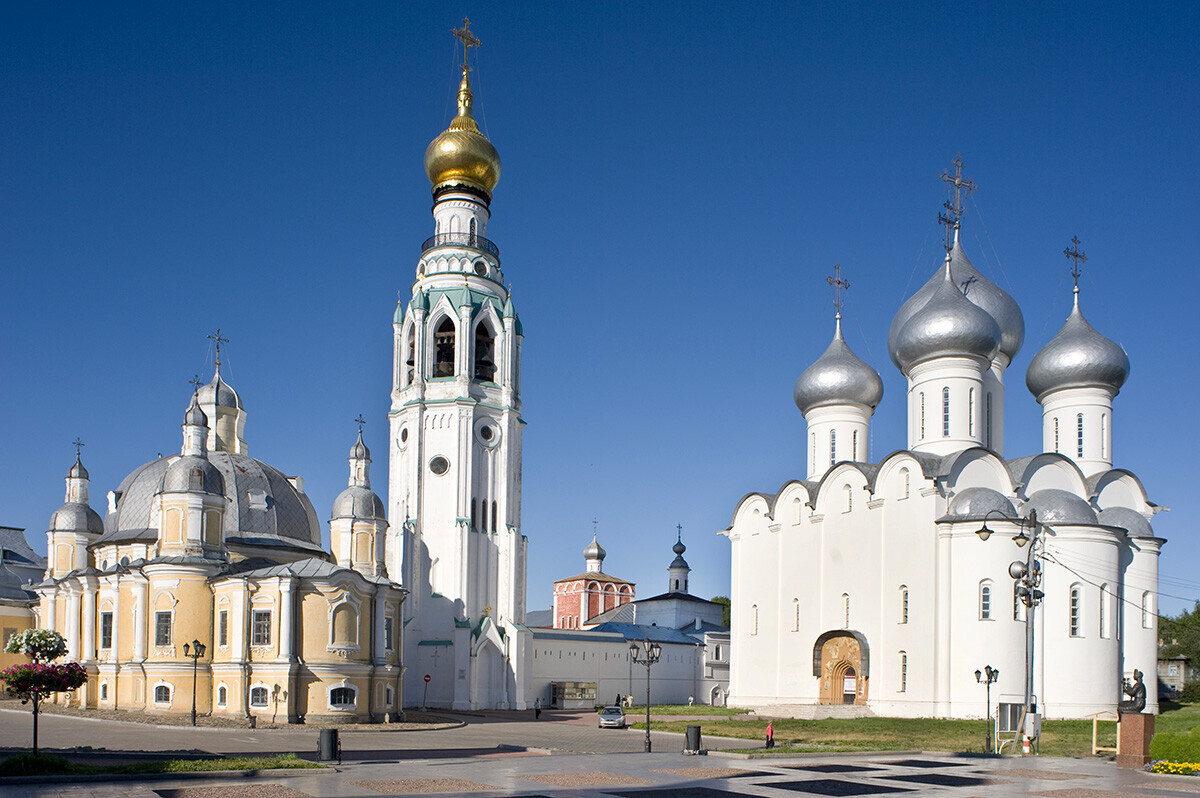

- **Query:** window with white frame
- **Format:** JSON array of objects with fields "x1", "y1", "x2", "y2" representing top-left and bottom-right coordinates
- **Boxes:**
[
  {"x1": 217, "y1": 685, "x2": 227, "y2": 707},
  {"x1": 1142, "y1": 591, "x2": 1152, "y2": 628},
  {"x1": 969, "y1": 388, "x2": 975, "y2": 436},
  {"x1": 852, "y1": 429, "x2": 859, "y2": 460},
  {"x1": 154, "y1": 611, "x2": 172, "y2": 646},
  {"x1": 100, "y1": 682, "x2": 108, "y2": 700},
  {"x1": 899, "y1": 586, "x2": 909, "y2": 624},
  {"x1": 154, "y1": 683, "x2": 171, "y2": 704},
  {"x1": 330, "y1": 685, "x2": 357, "y2": 709},
  {"x1": 1069, "y1": 585, "x2": 1082, "y2": 637},
  {"x1": 218, "y1": 609, "x2": 228, "y2": 647},
  {"x1": 792, "y1": 598, "x2": 800, "y2": 632},
  {"x1": 252, "y1": 610, "x2": 272, "y2": 646},
  {"x1": 942, "y1": 387, "x2": 951, "y2": 437},
  {"x1": 1099, "y1": 583, "x2": 1108, "y2": 638},
  {"x1": 385, "y1": 685, "x2": 394, "y2": 708},
  {"x1": 830, "y1": 429, "x2": 837, "y2": 466},
  {"x1": 751, "y1": 604, "x2": 758, "y2": 635},
  {"x1": 1077, "y1": 413, "x2": 1084, "y2": 458},
  {"x1": 900, "y1": 468, "x2": 910, "y2": 499},
  {"x1": 100, "y1": 611, "x2": 113, "y2": 649},
  {"x1": 384, "y1": 615, "x2": 395, "y2": 651},
  {"x1": 843, "y1": 484, "x2": 852, "y2": 513},
  {"x1": 1054, "y1": 418, "x2": 1060, "y2": 453},
  {"x1": 843, "y1": 593, "x2": 850, "y2": 628},
  {"x1": 899, "y1": 651, "x2": 908, "y2": 692},
  {"x1": 919, "y1": 392, "x2": 925, "y2": 438},
  {"x1": 250, "y1": 685, "x2": 269, "y2": 707},
  {"x1": 979, "y1": 582, "x2": 992, "y2": 620}
]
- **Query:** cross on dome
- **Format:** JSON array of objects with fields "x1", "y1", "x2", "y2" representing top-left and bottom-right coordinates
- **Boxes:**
[
  {"x1": 72, "y1": 437, "x2": 85, "y2": 456},
  {"x1": 451, "y1": 17, "x2": 481, "y2": 74},
  {"x1": 939, "y1": 153, "x2": 976, "y2": 224},
  {"x1": 826, "y1": 264, "x2": 850, "y2": 318},
  {"x1": 189, "y1": 374, "x2": 203, "y2": 392},
  {"x1": 354, "y1": 414, "x2": 367, "y2": 433},
  {"x1": 207, "y1": 328, "x2": 229, "y2": 370},
  {"x1": 1064, "y1": 235, "x2": 1087, "y2": 295}
]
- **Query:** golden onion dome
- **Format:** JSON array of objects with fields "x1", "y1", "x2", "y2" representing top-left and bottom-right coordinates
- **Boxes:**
[{"x1": 424, "y1": 69, "x2": 501, "y2": 195}]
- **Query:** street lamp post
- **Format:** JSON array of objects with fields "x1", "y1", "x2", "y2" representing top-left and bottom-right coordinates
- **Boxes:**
[
  {"x1": 975, "y1": 665, "x2": 999, "y2": 753},
  {"x1": 182, "y1": 639, "x2": 206, "y2": 727},
  {"x1": 976, "y1": 509, "x2": 1046, "y2": 755},
  {"x1": 629, "y1": 639, "x2": 662, "y2": 753}
]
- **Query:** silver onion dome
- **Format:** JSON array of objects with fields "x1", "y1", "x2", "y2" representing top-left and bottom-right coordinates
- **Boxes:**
[
  {"x1": 350, "y1": 429, "x2": 370, "y2": 461},
  {"x1": 50, "y1": 501, "x2": 103, "y2": 535},
  {"x1": 184, "y1": 394, "x2": 208, "y2": 428},
  {"x1": 162, "y1": 455, "x2": 226, "y2": 496},
  {"x1": 894, "y1": 264, "x2": 1001, "y2": 372},
  {"x1": 1025, "y1": 298, "x2": 1129, "y2": 402},
  {"x1": 197, "y1": 370, "x2": 243, "y2": 411},
  {"x1": 67, "y1": 455, "x2": 89, "y2": 480},
  {"x1": 794, "y1": 318, "x2": 884, "y2": 414},
  {"x1": 1024, "y1": 489, "x2": 1098, "y2": 525},
  {"x1": 1098, "y1": 506, "x2": 1152, "y2": 538},
  {"x1": 889, "y1": 239, "x2": 1024, "y2": 368},
  {"x1": 331, "y1": 485, "x2": 386, "y2": 520},
  {"x1": 583, "y1": 534, "x2": 606, "y2": 562},
  {"x1": 946, "y1": 487, "x2": 1016, "y2": 519}
]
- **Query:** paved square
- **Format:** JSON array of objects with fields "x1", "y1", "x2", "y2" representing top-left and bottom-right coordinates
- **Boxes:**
[
  {"x1": 352, "y1": 777, "x2": 497, "y2": 793},
  {"x1": 156, "y1": 787, "x2": 308, "y2": 798},
  {"x1": 760, "y1": 779, "x2": 913, "y2": 796}
]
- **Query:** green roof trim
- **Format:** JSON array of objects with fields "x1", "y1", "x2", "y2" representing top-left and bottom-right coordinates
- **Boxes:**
[{"x1": 417, "y1": 639, "x2": 453, "y2": 646}]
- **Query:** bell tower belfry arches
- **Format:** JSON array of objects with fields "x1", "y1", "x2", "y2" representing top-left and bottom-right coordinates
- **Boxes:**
[{"x1": 812, "y1": 630, "x2": 869, "y2": 705}]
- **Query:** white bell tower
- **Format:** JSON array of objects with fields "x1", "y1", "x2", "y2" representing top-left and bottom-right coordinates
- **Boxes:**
[{"x1": 387, "y1": 19, "x2": 529, "y2": 711}]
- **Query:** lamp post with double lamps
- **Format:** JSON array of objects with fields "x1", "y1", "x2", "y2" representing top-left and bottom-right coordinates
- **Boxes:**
[
  {"x1": 975, "y1": 665, "x2": 999, "y2": 753},
  {"x1": 629, "y1": 639, "x2": 662, "y2": 753},
  {"x1": 976, "y1": 509, "x2": 1046, "y2": 754},
  {"x1": 182, "y1": 639, "x2": 207, "y2": 727}
]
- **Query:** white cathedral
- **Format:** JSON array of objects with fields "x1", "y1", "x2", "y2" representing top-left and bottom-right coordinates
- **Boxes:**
[{"x1": 723, "y1": 197, "x2": 1163, "y2": 720}]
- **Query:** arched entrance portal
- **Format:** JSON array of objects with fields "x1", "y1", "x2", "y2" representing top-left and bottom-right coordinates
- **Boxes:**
[{"x1": 812, "y1": 630, "x2": 869, "y2": 705}]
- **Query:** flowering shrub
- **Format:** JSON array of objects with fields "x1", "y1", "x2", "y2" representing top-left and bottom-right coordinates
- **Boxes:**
[
  {"x1": 1, "y1": 661, "x2": 88, "y2": 699},
  {"x1": 4, "y1": 629, "x2": 69, "y2": 662},
  {"x1": 1148, "y1": 760, "x2": 1200, "y2": 775},
  {"x1": 0, "y1": 629, "x2": 86, "y2": 754}
]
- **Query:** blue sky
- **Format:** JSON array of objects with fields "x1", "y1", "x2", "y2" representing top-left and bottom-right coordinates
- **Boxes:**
[{"x1": 3, "y1": 2, "x2": 1198, "y2": 615}]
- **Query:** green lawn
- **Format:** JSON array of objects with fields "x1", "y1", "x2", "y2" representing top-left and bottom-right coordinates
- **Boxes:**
[
  {"x1": 0, "y1": 752, "x2": 325, "y2": 778},
  {"x1": 622, "y1": 704, "x2": 750, "y2": 716},
  {"x1": 639, "y1": 703, "x2": 1200, "y2": 757}
]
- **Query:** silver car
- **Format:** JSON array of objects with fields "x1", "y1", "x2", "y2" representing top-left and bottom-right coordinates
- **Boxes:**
[{"x1": 598, "y1": 705, "x2": 626, "y2": 728}]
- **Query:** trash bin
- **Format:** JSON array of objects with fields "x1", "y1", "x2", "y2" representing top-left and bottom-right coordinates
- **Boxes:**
[
  {"x1": 318, "y1": 728, "x2": 340, "y2": 762},
  {"x1": 685, "y1": 724, "x2": 702, "y2": 754}
]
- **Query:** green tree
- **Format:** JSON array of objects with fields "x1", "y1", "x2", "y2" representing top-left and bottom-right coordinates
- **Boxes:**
[
  {"x1": 1160, "y1": 602, "x2": 1200, "y2": 702},
  {"x1": 710, "y1": 595, "x2": 731, "y2": 627},
  {"x1": 2, "y1": 630, "x2": 88, "y2": 754}
]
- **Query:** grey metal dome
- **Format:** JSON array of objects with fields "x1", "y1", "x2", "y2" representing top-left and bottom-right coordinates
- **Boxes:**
[
  {"x1": 184, "y1": 394, "x2": 208, "y2": 428},
  {"x1": 946, "y1": 487, "x2": 1016, "y2": 519},
  {"x1": 68, "y1": 455, "x2": 89, "y2": 480},
  {"x1": 889, "y1": 240, "x2": 1023, "y2": 368},
  {"x1": 50, "y1": 502, "x2": 104, "y2": 535},
  {"x1": 583, "y1": 534, "x2": 606, "y2": 562},
  {"x1": 331, "y1": 485, "x2": 385, "y2": 520},
  {"x1": 349, "y1": 430, "x2": 370, "y2": 461},
  {"x1": 894, "y1": 264, "x2": 1001, "y2": 372},
  {"x1": 1098, "y1": 506, "x2": 1152, "y2": 538},
  {"x1": 162, "y1": 455, "x2": 225, "y2": 496},
  {"x1": 102, "y1": 452, "x2": 323, "y2": 554},
  {"x1": 794, "y1": 318, "x2": 884, "y2": 414},
  {"x1": 197, "y1": 370, "x2": 243, "y2": 411},
  {"x1": 1025, "y1": 489, "x2": 1098, "y2": 525},
  {"x1": 1025, "y1": 299, "x2": 1129, "y2": 402}
]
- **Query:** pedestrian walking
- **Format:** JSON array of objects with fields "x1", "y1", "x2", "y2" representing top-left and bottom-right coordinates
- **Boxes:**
[
  {"x1": 766, "y1": 720, "x2": 774, "y2": 749},
  {"x1": 615, "y1": 692, "x2": 621, "y2": 707},
  {"x1": 534, "y1": 697, "x2": 541, "y2": 720}
]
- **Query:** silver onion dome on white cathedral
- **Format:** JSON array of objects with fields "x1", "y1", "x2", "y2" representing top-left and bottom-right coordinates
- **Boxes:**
[
  {"x1": 888, "y1": 239, "x2": 1024, "y2": 368},
  {"x1": 197, "y1": 370, "x2": 243, "y2": 410},
  {"x1": 794, "y1": 318, "x2": 884, "y2": 414},
  {"x1": 1025, "y1": 298, "x2": 1130, "y2": 402},
  {"x1": 893, "y1": 264, "x2": 1001, "y2": 372},
  {"x1": 583, "y1": 534, "x2": 606, "y2": 562}
]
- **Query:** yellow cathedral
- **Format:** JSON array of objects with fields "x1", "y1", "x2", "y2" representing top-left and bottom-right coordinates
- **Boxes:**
[{"x1": 32, "y1": 364, "x2": 406, "y2": 724}]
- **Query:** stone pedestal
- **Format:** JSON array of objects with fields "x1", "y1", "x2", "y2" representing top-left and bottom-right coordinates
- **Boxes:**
[{"x1": 1116, "y1": 712, "x2": 1154, "y2": 768}]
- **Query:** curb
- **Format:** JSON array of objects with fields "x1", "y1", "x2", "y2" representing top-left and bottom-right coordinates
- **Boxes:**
[
  {"x1": 0, "y1": 766, "x2": 333, "y2": 786},
  {"x1": 0, "y1": 707, "x2": 465, "y2": 733}
]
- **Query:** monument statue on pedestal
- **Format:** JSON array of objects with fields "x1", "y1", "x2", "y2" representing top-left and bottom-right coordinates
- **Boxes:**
[{"x1": 1118, "y1": 669, "x2": 1146, "y2": 714}]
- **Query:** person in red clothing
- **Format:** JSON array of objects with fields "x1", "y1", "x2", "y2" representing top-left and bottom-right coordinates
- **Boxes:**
[{"x1": 766, "y1": 720, "x2": 774, "y2": 749}]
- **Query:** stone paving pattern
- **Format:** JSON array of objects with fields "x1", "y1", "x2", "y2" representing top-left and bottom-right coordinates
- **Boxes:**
[{"x1": 3, "y1": 707, "x2": 1198, "y2": 797}]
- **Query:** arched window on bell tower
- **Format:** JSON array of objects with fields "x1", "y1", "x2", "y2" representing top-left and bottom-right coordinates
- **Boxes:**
[
  {"x1": 474, "y1": 323, "x2": 496, "y2": 382},
  {"x1": 433, "y1": 317, "x2": 456, "y2": 378}
]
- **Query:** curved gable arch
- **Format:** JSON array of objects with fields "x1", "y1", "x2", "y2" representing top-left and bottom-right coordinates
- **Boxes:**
[
  {"x1": 725, "y1": 492, "x2": 773, "y2": 535},
  {"x1": 1088, "y1": 469, "x2": 1153, "y2": 513},
  {"x1": 944, "y1": 448, "x2": 1014, "y2": 494},
  {"x1": 812, "y1": 463, "x2": 871, "y2": 516},
  {"x1": 873, "y1": 452, "x2": 932, "y2": 500},
  {"x1": 1016, "y1": 454, "x2": 1087, "y2": 498},
  {"x1": 771, "y1": 481, "x2": 814, "y2": 520}
]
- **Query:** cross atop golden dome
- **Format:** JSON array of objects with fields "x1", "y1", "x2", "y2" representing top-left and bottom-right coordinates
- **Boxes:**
[{"x1": 424, "y1": 18, "x2": 501, "y2": 197}]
